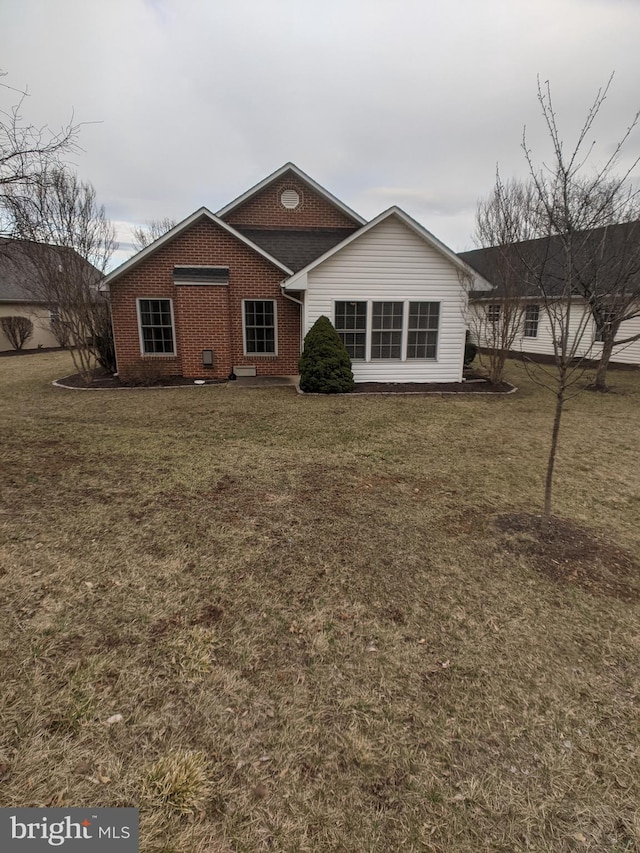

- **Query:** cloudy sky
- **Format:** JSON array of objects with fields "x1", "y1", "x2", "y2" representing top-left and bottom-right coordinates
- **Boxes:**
[{"x1": 2, "y1": 0, "x2": 640, "y2": 268}]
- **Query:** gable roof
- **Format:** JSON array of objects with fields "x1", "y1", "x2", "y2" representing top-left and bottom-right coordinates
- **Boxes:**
[
  {"x1": 216, "y1": 162, "x2": 366, "y2": 227},
  {"x1": 104, "y1": 207, "x2": 294, "y2": 287},
  {"x1": 282, "y1": 206, "x2": 493, "y2": 291},
  {"x1": 0, "y1": 239, "x2": 99, "y2": 302},
  {"x1": 461, "y1": 219, "x2": 640, "y2": 300}
]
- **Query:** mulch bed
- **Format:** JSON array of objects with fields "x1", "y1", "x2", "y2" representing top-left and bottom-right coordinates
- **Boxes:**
[
  {"x1": 495, "y1": 512, "x2": 640, "y2": 602},
  {"x1": 56, "y1": 371, "x2": 225, "y2": 389},
  {"x1": 55, "y1": 370, "x2": 514, "y2": 394},
  {"x1": 350, "y1": 379, "x2": 515, "y2": 394}
]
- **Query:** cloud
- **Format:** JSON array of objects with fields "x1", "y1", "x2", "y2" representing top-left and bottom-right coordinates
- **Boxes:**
[{"x1": 2, "y1": 0, "x2": 639, "y2": 255}]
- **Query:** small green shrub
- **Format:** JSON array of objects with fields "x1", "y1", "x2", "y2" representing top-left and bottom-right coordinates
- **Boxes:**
[{"x1": 298, "y1": 316, "x2": 355, "y2": 393}]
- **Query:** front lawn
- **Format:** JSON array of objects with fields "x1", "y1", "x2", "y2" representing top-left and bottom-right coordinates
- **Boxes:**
[{"x1": 1, "y1": 352, "x2": 638, "y2": 852}]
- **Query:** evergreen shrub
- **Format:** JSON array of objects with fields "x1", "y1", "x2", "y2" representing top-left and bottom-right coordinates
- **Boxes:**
[{"x1": 298, "y1": 315, "x2": 355, "y2": 393}]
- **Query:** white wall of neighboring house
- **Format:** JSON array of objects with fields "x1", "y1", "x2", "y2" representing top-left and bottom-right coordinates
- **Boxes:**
[
  {"x1": 468, "y1": 299, "x2": 640, "y2": 365},
  {"x1": 304, "y1": 216, "x2": 469, "y2": 382},
  {"x1": 0, "y1": 303, "x2": 60, "y2": 351}
]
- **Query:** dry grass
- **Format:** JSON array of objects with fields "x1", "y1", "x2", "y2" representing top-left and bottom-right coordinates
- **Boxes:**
[{"x1": 0, "y1": 351, "x2": 639, "y2": 852}]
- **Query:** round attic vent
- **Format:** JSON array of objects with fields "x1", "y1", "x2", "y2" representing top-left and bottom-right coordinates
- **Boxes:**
[{"x1": 280, "y1": 188, "x2": 300, "y2": 209}]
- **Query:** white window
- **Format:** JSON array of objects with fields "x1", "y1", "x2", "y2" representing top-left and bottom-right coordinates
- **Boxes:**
[
  {"x1": 137, "y1": 298, "x2": 175, "y2": 355},
  {"x1": 407, "y1": 302, "x2": 439, "y2": 359},
  {"x1": 334, "y1": 300, "x2": 440, "y2": 361},
  {"x1": 334, "y1": 301, "x2": 367, "y2": 359},
  {"x1": 371, "y1": 301, "x2": 403, "y2": 360},
  {"x1": 243, "y1": 300, "x2": 277, "y2": 355},
  {"x1": 524, "y1": 304, "x2": 540, "y2": 338},
  {"x1": 487, "y1": 304, "x2": 501, "y2": 323}
]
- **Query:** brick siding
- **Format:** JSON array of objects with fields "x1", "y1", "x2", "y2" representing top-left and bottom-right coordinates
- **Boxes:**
[
  {"x1": 110, "y1": 218, "x2": 300, "y2": 381},
  {"x1": 111, "y1": 171, "x2": 361, "y2": 381},
  {"x1": 223, "y1": 177, "x2": 360, "y2": 229}
]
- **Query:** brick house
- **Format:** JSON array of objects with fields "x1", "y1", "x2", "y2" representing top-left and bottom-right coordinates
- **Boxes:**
[{"x1": 105, "y1": 163, "x2": 489, "y2": 383}]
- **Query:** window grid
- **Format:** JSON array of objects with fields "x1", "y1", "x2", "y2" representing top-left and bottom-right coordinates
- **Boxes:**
[
  {"x1": 524, "y1": 304, "x2": 540, "y2": 338},
  {"x1": 244, "y1": 300, "x2": 276, "y2": 354},
  {"x1": 334, "y1": 301, "x2": 367, "y2": 360},
  {"x1": 371, "y1": 301, "x2": 403, "y2": 359},
  {"x1": 138, "y1": 298, "x2": 175, "y2": 354},
  {"x1": 407, "y1": 302, "x2": 439, "y2": 359},
  {"x1": 487, "y1": 304, "x2": 501, "y2": 323}
]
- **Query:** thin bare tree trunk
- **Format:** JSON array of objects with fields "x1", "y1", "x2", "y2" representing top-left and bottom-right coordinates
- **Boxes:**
[{"x1": 543, "y1": 386, "x2": 565, "y2": 519}]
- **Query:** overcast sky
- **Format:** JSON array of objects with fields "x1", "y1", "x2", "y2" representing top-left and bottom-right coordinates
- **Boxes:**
[{"x1": 3, "y1": 0, "x2": 640, "y2": 268}]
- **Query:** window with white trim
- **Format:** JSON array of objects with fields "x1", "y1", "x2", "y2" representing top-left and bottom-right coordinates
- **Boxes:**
[
  {"x1": 524, "y1": 304, "x2": 540, "y2": 338},
  {"x1": 407, "y1": 302, "x2": 439, "y2": 359},
  {"x1": 371, "y1": 301, "x2": 403, "y2": 359},
  {"x1": 486, "y1": 304, "x2": 501, "y2": 323},
  {"x1": 334, "y1": 300, "x2": 440, "y2": 361},
  {"x1": 244, "y1": 300, "x2": 276, "y2": 354},
  {"x1": 138, "y1": 298, "x2": 175, "y2": 354},
  {"x1": 334, "y1": 301, "x2": 367, "y2": 359}
]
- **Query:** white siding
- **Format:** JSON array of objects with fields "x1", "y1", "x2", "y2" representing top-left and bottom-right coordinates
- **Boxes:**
[
  {"x1": 468, "y1": 299, "x2": 640, "y2": 365},
  {"x1": 305, "y1": 216, "x2": 468, "y2": 382},
  {"x1": 597, "y1": 313, "x2": 640, "y2": 365}
]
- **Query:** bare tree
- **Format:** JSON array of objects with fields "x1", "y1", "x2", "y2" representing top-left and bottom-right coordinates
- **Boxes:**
[
  {"x1": 6, "y1": 168, "x2": 117, "y2": 382},
  {"x1": 1, "y1": 315, "x2": 33, "y2": 350},
  {"x1": 469, "y1": 178, "x2": 538, "y2": 384},
  {"x1": 572, "y1": 217, "x2": 640, "y2": 390},
  {"x1": 131, "y1": 217, "x2": 176, "y2": 253},
  {"x1": 1, "y1": 72, "x2": 79, "y2": 238},
  {"x1": 479, "y1": 76, "x2": 640, "y2": 520}
]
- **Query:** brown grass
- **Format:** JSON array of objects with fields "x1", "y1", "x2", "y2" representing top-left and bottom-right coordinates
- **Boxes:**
[{"x1": 0, "y1": 352, "x2": 639, "y2": 852}]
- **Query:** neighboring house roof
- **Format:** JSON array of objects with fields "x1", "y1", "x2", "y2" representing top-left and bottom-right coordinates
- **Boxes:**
[
  {"x1": 216, "y1": 162, "x2": 366, "y2": 226},
  {"x1": 234, "y1": 227, "x2": 357, "y2": 272},
  {"x1": 104, "y1": 207, "x2": 294, "y2": 287},
  {"x1": 461, "y1": 219, "x2": 640, "y2": 300},
  {"x1": 282, "y1": 206, "x2": 493, "y2": 291},
  {"x1": 0, "y1": 239, "x2": 97, "y2": 303}
]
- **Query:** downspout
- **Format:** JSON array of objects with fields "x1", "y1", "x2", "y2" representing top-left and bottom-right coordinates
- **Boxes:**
[
  {"x1": 280, "y1": 283, "x2": 304, "y2": 362},
  {"x1": 227, "y1": 281, "x2": 236, "y2": 380}
]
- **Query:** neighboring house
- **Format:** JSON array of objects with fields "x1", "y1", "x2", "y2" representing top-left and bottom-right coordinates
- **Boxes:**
[
  {"x1": 461, "y1": 223, "x2": 640, "y2": 366},
  {"x1": 0, "y1": 240, "x2": 60, "y2": 351},
  {"x1": 105, "y1": 163, "x2": 490, "y2": 383}
]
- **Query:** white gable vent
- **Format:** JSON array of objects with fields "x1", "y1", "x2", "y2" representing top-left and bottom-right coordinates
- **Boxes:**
[{"x1": 280, "y1": 188, "x2": 301, "y2": 209}]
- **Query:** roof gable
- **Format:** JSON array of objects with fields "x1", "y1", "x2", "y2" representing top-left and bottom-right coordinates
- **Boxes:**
[
  {"x1": 216, "y1": 163, "x2": 366, "y2": 228},
  {"x1": 282, "y1": 207, "x2": 493, "y2": 291},
  {"x1": 0, "y1": 239, "x2": 99, "y2": 302},
  {"x1": 104, "y1": 208, "x2": 293, "y2": 287}
]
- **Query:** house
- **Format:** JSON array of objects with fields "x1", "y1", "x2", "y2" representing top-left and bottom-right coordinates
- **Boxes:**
[
  {"x1": 461, "y1": 222, "x2": 640, "y2": 367},
  {"x1": 0, "y1": 239, "x2": 105, "y2": 353},
  {"x1": 105, "y1": 163, "x2": 491, "y2": 384},
  {"x1": 0, "y1": 240, "x2": 61, "y2": 351}
]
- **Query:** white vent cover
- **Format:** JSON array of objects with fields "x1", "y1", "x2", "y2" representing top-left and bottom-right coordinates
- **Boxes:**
[{"x1": 280, "y1": 188, "x2": 300, "y2": 209}]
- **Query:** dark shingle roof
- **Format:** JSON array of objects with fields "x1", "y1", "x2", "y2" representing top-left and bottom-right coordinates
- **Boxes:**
[
  {"x1": 0, "y1": 239, "x2": 101, "y2": 302},
  {"x1": 460, "y1": 220, "x2": 640, "y2": 300},
  {"x1": 236, "y1": 227, "x2": 359, "y2": 272}
]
